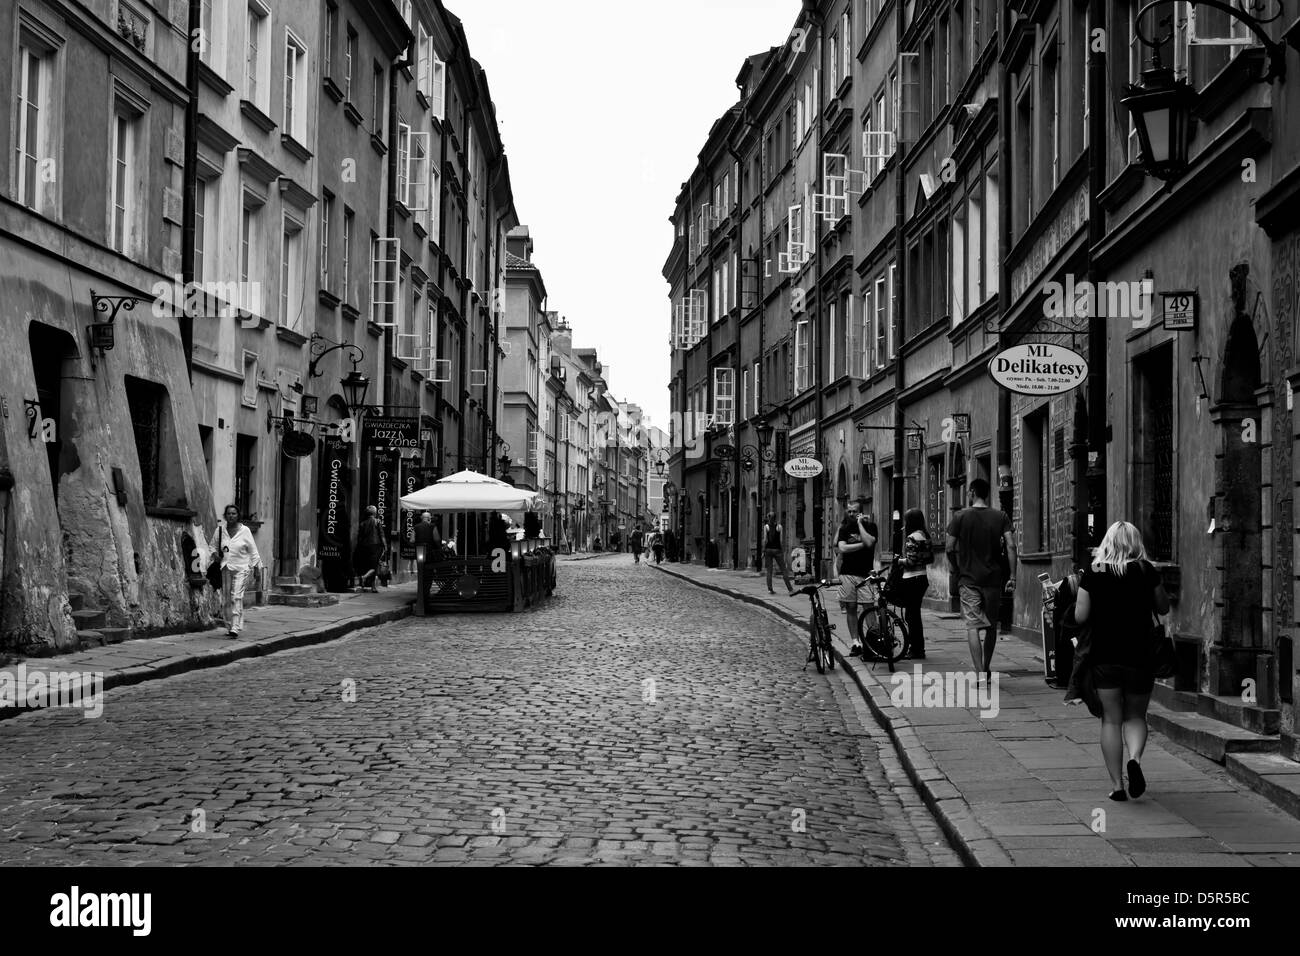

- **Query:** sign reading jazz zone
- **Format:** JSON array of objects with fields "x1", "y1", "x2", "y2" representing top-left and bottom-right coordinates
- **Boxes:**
[
  {"x1": 988, "y1": 343, "x2": 1088, "y2": 396},
  {"x1": 363, "y1": 417, "x2": 420, "y2": 449}
]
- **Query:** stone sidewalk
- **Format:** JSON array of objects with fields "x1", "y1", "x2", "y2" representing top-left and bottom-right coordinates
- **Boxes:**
[
  {"x1": 654, "y1": 560, "x2": 1300, "y2": 867},
  {"x1": 1, "y1": 585, "x2": 416, "y2": 720}
]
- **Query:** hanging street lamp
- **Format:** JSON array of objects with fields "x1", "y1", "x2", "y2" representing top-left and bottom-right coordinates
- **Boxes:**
[{"x1": 1123, "y1": 1, "x2": 1293, "y2": 181}]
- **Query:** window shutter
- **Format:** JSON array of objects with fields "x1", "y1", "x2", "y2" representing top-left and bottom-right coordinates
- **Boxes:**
[
  {"x1": 370, "y1": 237, "x2": 400, "y2": 326},
  {"x1": 406, "y1": 130, "x2": 429, "y2": 210},
  {"x1": 846, "y1": 295, "x2": 857, "y2": 378},
  {"x1": 417, "y1": 27, "x2": 429, "y2": 93},
  {"x1": 713, "y1": 367, "x2": 734, "y2": 426},
  {"x1": 430, "y1": 56, "x2": 445, "y2": 119},
  {"x1": 397, "y1": 121, "x2": 410, "y2": 205},
  {"x1": 888, "y1": 263, "x2": 896, "y2": 357}
]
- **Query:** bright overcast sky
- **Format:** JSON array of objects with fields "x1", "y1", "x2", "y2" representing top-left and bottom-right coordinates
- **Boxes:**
[{"x1": 454, "y1": 0, "x2": 799, "y2": 427}]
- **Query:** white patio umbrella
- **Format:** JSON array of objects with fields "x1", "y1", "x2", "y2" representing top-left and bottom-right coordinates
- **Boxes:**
[{"x1": 398, "y1": 470, "x2": 539, "y2": 512}]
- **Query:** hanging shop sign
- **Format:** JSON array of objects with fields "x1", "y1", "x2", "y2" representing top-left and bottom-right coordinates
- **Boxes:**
[
  {"x1": 713, "y1": 444, "x2": 735, "y2": 459},
  {"x1": 1161, "y1": 291, "x2": 1197, "y2": 331},
  {"x1": 318, "y1": 437, "x2": 353, "y2": 562},
  {"x1": 399, "y1": 458, "x2": 419, "y2": 560},
  {"x1": 362, "y1": 416, "x2": 420, "y2": 449},
  {"x1": 783, "y1": 456, "x2": 824, "y2": 479},
  {"x1": 988, "y1": 343, "x2": 1089, "y2": 396},
  {"x1": 282, "y1": 429, "x2": 316, "y2": 458},
  {"x1": 370, "y1": 451, "x2": 398, "y2": 545}
]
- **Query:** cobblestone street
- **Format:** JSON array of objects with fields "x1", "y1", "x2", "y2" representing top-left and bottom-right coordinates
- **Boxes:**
[{"x1": 0, "y1": 555, "x2": 956, "y2": 866}]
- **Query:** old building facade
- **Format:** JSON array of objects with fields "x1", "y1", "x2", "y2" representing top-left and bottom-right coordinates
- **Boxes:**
[
  {"x1": 1, "y1": 0, "x2": 218, "y2": 652},
  {"x1": 0, "y1": 0, "x2": 526, "y2": 650},
  {"x1": 667, "y1": 0, "x2": 1300, "y2": 751}
]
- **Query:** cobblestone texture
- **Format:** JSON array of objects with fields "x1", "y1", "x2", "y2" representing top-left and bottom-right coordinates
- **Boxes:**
[{"x1": 0, "y1": 554, "x2": 957, "y2": 866}]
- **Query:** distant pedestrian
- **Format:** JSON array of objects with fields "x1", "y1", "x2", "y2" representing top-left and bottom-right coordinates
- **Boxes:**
[
  {"x1": 354, "y1": 505, "x2": 386, "y2": 592},
  {"x1": 630, "y1": 524, "x2": 644, "y2": 564},
  {"x1": 211, "y1": 504, "x2": 261, "y2": 637},
  {"x1": 489, "y1": 512, "x2": 510, "y2": 553},
  {"x1": 413, "y1": 511, "x2": 441, "y2": 564},
  {"x1": 651, "y1": 531, "x2": 665, "y2": 564},
  {"x1": 895, "y1": 508, "x2": 934, "y2": 659},
  {"x1": 946, "y1": 478, "x2": 1016, "y2": 682},
  {"x1": 762, "y1": 512, "x2": 794, "y2": 596},
  {"x1": 1070, "y1": 521, "x2": 1170, "y2": 802}
]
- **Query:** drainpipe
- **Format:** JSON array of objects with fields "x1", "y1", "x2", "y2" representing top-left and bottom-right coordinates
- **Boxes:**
[
  {"x1": 385, "y1": 52, "x2": 408, "y2": 413},
  {"x1": 809, "y1": 3, "x2": 827, "y2": 581},
  {"x1": 179, "y1": 0, "x2": 200, "y2": 382},
  {"x1": 728, "y1": 132, "x2": 745, "y2": 570},
  {"x1": 1083, "y1": 1, "x2": 1108, "y2": 563},
  {"x1": 564, "y1": 399, "x2": 572, "y2": 549},
  {"x1": 488, "y1": 159, "x2": 509, "y2": 477},
  {"x1": 996, "y1": 4, "x2": 1013, "y2": 529},
  {"x1": 434, "y1": 78, "x2": 450, "y2": 478},
  {"x1": 460, "y1": 97, "x2": 476, "y2": 473},
  {"x1": 889, "y1": 6, "x2": 905, "y2": 558},
  {"x1": 379, "y1": 52, "x2": 407, "y2": 555}
]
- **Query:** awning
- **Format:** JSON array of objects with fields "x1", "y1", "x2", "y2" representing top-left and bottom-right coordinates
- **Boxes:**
[{"x1": 398, "y1": 469, "x2": 540, "y2": 512}]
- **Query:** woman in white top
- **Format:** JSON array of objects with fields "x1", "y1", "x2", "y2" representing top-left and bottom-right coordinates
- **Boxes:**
[{"x1": 211, "y1": 504, "x2": 262, "y2": 637}]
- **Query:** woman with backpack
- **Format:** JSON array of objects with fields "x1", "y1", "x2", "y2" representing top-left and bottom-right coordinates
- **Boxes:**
[
  {"x1": 1070, "y1": 520, "x2": 1171, "y2": 802},
  {"x1": 762, "y1": 512, "x2": 794, "y2": 595},
  {"x1": 894, "y1": 508, "x2": 934, "y2": 659}
]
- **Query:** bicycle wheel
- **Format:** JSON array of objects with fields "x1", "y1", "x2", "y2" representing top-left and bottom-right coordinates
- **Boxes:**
[
  {"x1": 809, "y1": 619, "x2": 826, "y2": 674},
  {"x1": 863, "y1": 607, "x2": 909, "y2": 663},
  {"x1": 820, "y1": 613, "x2": 835, "y2": 670}
]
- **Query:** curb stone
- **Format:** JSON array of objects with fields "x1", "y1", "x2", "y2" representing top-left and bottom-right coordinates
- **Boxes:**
[
  {"x1": 0, "y1": 602, "x2": 412, "y2": 722},
  {"x1": 652, "y1": 562, "x2": 1013, "y2": 867}
]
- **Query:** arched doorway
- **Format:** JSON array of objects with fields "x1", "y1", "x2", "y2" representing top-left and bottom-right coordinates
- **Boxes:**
[
  {"x1": 1213, "y1": 312, "x2": 1266, "y2": 695},
  {"x1": 27, "y1": 323, "x2": 79, "y2": 505}
]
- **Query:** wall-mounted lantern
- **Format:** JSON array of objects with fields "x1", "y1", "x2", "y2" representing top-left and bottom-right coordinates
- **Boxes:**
[
  {"x1": 1123, "y1": 1, "x2": 1294, "y2": 182},
  {"x1": 89, "y1": 290, "x2": 144, "y2": 355}
]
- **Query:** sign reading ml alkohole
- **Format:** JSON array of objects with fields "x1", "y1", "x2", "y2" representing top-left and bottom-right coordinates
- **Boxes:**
[
  {"x1": 783, "y1": 456, "x2": 824, "y2": 479},
  {"x1": 988, "y1": 343, "x2": 1088, "y2": 396}
]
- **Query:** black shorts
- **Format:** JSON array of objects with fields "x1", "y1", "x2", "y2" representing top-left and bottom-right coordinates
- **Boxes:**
[{"x1": 1092, "y1": 664, "x2": 1155, "y2": 694}]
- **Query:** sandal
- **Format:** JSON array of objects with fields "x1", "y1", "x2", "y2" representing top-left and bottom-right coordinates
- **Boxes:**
[{"x1": 1127, "y1": 760, "x2": 1146, "y2": 798}]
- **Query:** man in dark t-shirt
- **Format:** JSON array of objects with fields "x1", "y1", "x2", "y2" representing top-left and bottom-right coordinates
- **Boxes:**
[
  {"x1": 946, "y1": 478, "x2": 1016, "y2": 680},
  {"x1": 836, "y1": 502, "x2": 878, "y2": 656}
]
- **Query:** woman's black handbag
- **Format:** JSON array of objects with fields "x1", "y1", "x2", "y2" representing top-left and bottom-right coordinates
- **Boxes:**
[
  {"x1": 206, "y1": 528, "x2": 224, "y2": 590},
  {"x1": 882, "y1": 559, "x2": 905, "y2": 604},
  {"x1": 1151, "y1": 613, "x2": 1176, "y2": 679}
]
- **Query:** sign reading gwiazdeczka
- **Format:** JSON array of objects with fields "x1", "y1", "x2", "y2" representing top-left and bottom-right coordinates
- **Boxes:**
[
  {"x1": 783, "y1": 456, "x2": 824, "y2": 479},
  {"x1": 988, "y1": 343, "x2": 1088, "y2": 396}
]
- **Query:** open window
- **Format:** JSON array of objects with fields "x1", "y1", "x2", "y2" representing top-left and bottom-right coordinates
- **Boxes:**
[{"x1": 370, "y1": 236, "x2": 399, "y2": 326}]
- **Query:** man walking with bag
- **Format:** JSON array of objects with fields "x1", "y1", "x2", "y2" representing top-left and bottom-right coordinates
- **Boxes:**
[{"x1": 946, "y1": 478, "x2": 1016, "y2": 682}]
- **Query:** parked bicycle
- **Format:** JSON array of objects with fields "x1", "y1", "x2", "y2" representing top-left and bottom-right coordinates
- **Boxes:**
[
  {"x1": 795, "y1": 581, "x2": 837, "y2": 674},
  {"x1": 856, "y1": 568, "x2": 911, "y2": 673}
]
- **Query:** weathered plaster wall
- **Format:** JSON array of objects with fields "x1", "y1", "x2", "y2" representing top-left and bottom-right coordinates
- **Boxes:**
[{"x1": 0, "y1": 240, "x2": 216, "y2": 652}]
